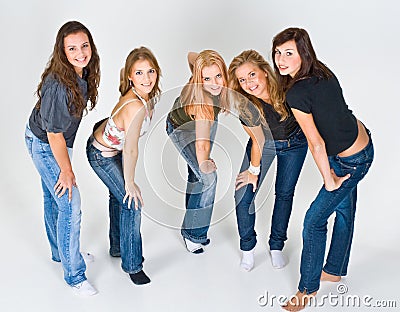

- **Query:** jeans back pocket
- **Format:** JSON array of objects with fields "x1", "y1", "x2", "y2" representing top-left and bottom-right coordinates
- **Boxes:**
[{"x1": 24, "y1": 127, "x2": 34, "y2": 157}]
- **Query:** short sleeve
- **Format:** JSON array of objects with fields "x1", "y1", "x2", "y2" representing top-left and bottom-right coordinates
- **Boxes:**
[
  {"x1": 286, "y1": 83, "x2": 312, "y2": 114},
  {"x1": 39, "y1": 78, "x2": 72, "y2": 133},
  {"x1": 240, "y1": 101, "x2": 261, "y2": 127}
]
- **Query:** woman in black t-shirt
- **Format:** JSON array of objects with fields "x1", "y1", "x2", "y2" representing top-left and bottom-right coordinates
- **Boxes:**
[
  {"x1": 272, "y1": 27, "x2": 374, "y2": 310},
  {"x1": 228, "y1": 50, "x2": 308, "y2": 272}
]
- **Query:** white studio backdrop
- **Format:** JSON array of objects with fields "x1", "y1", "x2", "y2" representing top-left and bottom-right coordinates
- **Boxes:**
[{"x1": 0, "y1": 0, "x2": 399, "y2": 311}]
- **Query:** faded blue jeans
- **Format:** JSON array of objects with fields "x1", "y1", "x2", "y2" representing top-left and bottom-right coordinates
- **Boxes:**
[
  {"x1": 235, "y1": 127, "x2": 308, "y2": 251},
  {"x1": 86, "y1": 136, "x2": 143, "y2": 274},
  {"x1": 24, "y1": 125, "x2": 87, "y2": 286},
  {"x1": 299, "y1": 131, "x2": 374, "y2": 294},
  {"x1": 166, "y1": 117, "x2": 218, "y2": 244}
]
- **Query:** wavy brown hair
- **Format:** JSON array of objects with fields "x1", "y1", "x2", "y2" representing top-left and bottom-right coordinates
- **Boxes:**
[
  {"x1": 181, "y1": 49, "x2": 229, "y2": 120},
  {"x1": 228, "y1": 49, "x2": 288, "y2": 121},
  {"x1": 272, "y1": 27, "x2": 332, "y2": 92},
  {"x1": 35, "y1": 21, "x2": 100, "y2": 116},
  {"x1": 119, "y1": 46, "x2": 162, "y2": 111}
]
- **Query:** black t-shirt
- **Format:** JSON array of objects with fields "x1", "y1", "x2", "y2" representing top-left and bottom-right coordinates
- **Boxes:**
[
  {"x1": 240, "y1": 99, "x2": 299, "y2": 140},
  {"x1": 29, "y1": 74, "x2": 87, "y2": 148},
  {"x1": 286, "y1": 75, "x2": 357, "y2": 156}
]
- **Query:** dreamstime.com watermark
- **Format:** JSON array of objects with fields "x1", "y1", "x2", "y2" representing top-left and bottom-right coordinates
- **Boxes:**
[{"x1": 257, "y1": 284, "x2": 398, "y2": 308}]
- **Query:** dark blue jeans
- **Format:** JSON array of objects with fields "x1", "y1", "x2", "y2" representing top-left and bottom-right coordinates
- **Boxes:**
[
  {"x1": 86, "y1": 137, "x2": 143, "y2": 274},
  {"x1": 235, "y1": 128, "x2": 308, "y2": 251},
  {"x1": 299, "y1": 131, "x2": 374, "y2": 294},
  {"x1": 166, "y1": 118, "x2": 218, "y2": 244}
]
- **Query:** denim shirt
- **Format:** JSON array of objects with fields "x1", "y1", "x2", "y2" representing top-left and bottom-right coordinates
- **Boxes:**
[{"x1": 29, "y1": 73, "x2": 88, "y2": 148}]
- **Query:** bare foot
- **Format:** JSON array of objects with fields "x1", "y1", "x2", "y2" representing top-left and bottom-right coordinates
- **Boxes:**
[
  {"x1": 320, "y1": 270, "x2": 341, "y2": 282},
  {"x1": 282, "y1": 291, "x2": 317, "y2": 311}
]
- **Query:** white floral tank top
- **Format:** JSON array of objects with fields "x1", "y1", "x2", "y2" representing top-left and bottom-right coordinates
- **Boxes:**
[{"x1": 102, "y1": 88, "x2": 152, "y2": 150}]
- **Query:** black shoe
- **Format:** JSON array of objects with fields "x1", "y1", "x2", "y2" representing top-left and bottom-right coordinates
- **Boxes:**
[
  {"x1": 110, "y1": 252, "x2": 121, "y2": 257},
  {"x1": 109, "y1": 248, "x2": 121, "y2": 257},
  {"x1": 129, "y1": 270, "x2": 151, "y2": 285},
  {"x1": 201, "y1": 238, "x2": 211, "y2": 246}
]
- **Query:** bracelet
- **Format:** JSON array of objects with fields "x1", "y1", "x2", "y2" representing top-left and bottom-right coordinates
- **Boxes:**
[{"x1": 247, "y1": 163, "x2": 260, "y2": 176}]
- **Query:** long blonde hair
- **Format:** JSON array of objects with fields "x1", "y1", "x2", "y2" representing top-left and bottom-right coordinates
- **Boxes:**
[
  {"x1": 181, "y1": 50, "x2": 229, "y2": 120},
  {"x1": 228, "y1": 49, "x2": 288, "y2": 121}
]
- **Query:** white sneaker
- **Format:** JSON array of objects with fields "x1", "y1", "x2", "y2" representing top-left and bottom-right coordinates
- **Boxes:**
[
  {"x1": 81, "y1": 252, "x2": 95, "y2": 263},
  {"x1": 71, "y1": 280, "x2": 98, "y2": 296}
]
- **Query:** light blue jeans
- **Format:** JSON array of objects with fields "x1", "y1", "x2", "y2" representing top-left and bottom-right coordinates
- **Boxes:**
[
  {"x1": 86, "y1": 136, "x2": 143, "y2": 274},
  {"x1": 24, "y1": 125, "x2": 86, "y2": 286},
  {"x1": 166, "y1": 118, "x2": 218, "y2": 244},
  {"x1": 299, "y1": 130, "x2": 374, "y2": 294}
]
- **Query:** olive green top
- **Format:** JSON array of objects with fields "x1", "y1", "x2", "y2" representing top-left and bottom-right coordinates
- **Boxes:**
[{"x1": 168, "y1": 95, "x2": 221, "y2": 130}]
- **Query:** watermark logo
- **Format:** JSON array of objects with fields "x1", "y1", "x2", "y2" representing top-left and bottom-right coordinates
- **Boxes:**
[{"x1": 257, "y1": 284, "x2": 397, "y2": 308}]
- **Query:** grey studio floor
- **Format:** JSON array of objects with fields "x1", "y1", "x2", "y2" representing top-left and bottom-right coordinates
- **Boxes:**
[
  {"x1": 2, "y1": 110, "x2": 399, "y2": 312},
  {"x1": 1, "y1": 0, "x2": 400, "y2": 311}
]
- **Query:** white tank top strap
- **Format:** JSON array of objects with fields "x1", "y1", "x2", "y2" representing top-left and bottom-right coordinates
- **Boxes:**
[
  {"x1": 131, "y1": 87, "x2": 150, "y2": 112},
  {"x1": 110, "y1": 98, "x2": 140, "y2": 119},
  {"x1": 131, "y1": 87, "x2": 153, "y2": 137}
]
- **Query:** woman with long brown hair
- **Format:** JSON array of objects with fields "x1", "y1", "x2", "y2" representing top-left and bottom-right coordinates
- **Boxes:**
[
  {"x1": 25, "y1": 21, "x2": 100, "y2": 296},
  {"x1": 272, "y1": 27, "x2": 374, "y2": 310}
]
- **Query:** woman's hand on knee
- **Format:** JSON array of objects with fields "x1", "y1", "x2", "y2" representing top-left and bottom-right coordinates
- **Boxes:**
[
  {"x1": 123, "y1": 181, "x2": 144, "y2": 210},
  {"x1": 235, "y1": 170, "x2": 258, "y2": 192},
  {"x1": 54, "y1": 170, "x2": 77, "y2": 202},
  {"x1": 199, "y1": 158, "x2": 217, "y2": 174}
]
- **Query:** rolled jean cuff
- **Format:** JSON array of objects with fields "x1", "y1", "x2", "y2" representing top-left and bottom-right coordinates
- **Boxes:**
[
  {"x1": 322, "y1": 267, "x2": 346, "y2": 277},
  {"x1": 298, "y1": 286, "x2": 319, "y2": 295},
  {"x1": 70, "y1": 276, "x2": 87, "y2": 287},
  {"x1": 181, "y1": 230, "x2": 207, "y2": 244},
  {"x1": 123, "y1": 264, "x2": 143, "y2": 275},
  {"x1": 240, "y1": 239, "x2": 256, "y2": 252}
]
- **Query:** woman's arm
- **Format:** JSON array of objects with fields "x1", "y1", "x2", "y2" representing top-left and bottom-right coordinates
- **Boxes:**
[
  {"x1": 195, "y1": 118, "x2": 217, "y2": 174},
  {"x1": 291, "y1": 108, "x2": 349, "y2": 191},
  {"x1": 47, "y1": 132, "x2": 76, "y2": 202},
  {"x1": 235, "y1": 125, "x2": 265, "y2": 192},
  {"x1": 122, "y1": 101, "x2": 146, "y2": 209},
  {"x1": 187, "y1": 52, "x2": 199, "y2": 74}
]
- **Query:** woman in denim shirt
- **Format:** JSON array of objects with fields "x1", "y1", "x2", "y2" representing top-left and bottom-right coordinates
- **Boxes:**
[
  {"x1": 166, "y1": 50, "x2": 229, "y2": 254},
  {"x1": 228, "y1": 50, "x2": 308, "y2": 271},
  {"x1": 86, "y1": 47, "x2": 161, "y2": 285},
  {"x1": 25, "y1": 21, "x2": 100, "y2": 296},
  {"x1": 272, "y1": 27, "x2": 374, "y2": 310}
]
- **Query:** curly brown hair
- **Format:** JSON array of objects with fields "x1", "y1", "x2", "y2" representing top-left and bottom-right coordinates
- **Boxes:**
[{"x1": 35, "y1": 21, "x2": 100, "y2": 116}]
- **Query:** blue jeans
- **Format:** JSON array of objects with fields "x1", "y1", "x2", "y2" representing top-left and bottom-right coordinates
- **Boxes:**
[
  {"x1": 24, "y1": 125, "x2": 87, "y2": 286},
  {"x1": 166, "y1": 118, "x2": 218, "y2": 244},
  {"x1": 298, "y1": 131, "x2": 374, "y2": 294},
  {"x1": 235, "y1": 128, "x2": 308, "y2": 251},
  {"x1": 86, "y1": 137, "x2": 143, "y2": 274}
]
